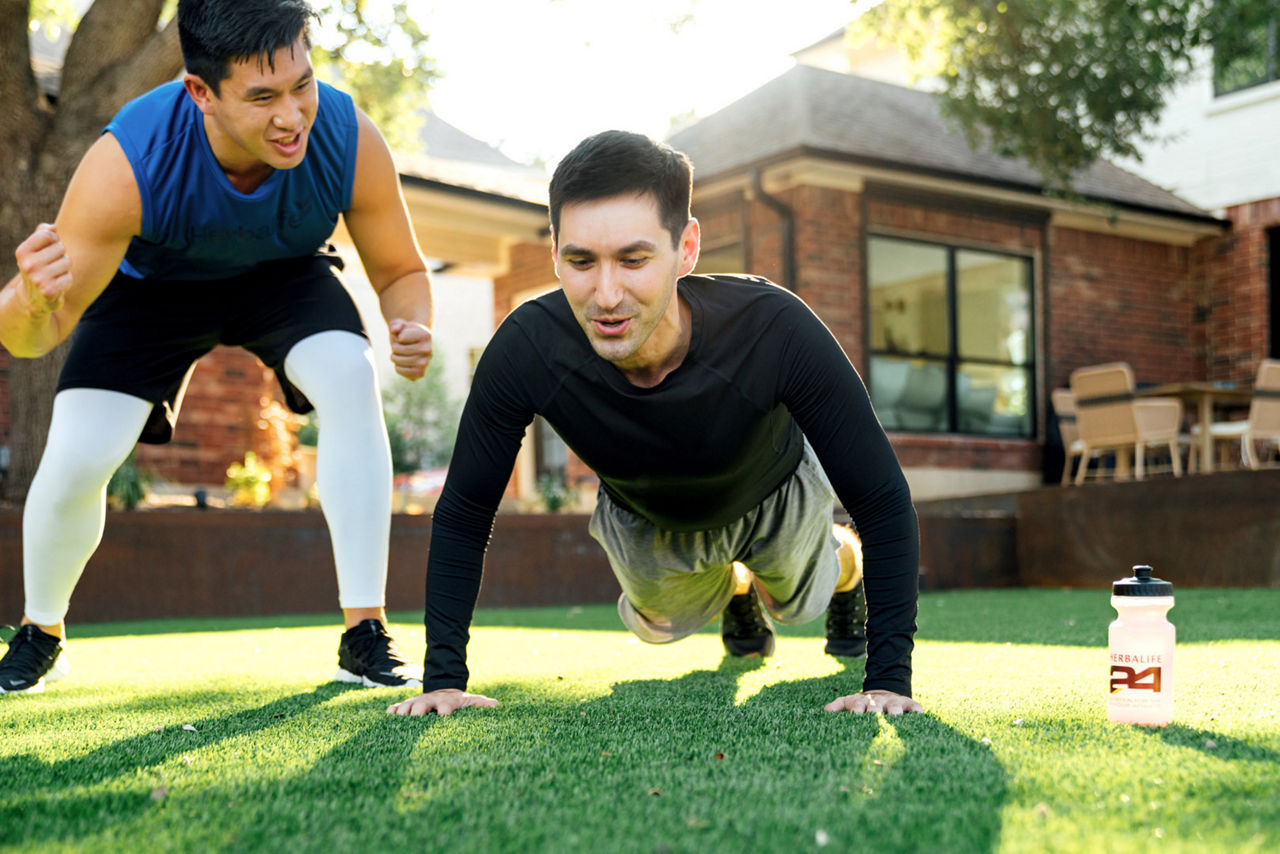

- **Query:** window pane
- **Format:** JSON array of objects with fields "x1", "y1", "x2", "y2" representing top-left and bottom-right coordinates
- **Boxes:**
[
  {"x1": 870, "y1": 354, "x2": 948, "y2": 432},
  {"x1": 867, "y1": 236, "x2": 1035, "y2": 438},
  {"x1": 956, "y1": 250, "x2": 1031, "y2": 365},
  {"x1": 695, "y1": 243, "x2": 745, "y2": 274},
  {"x1": 958, "y1": 362, "x2": 1032, "y2": 437},
  {"x1": 1213, "y1": 14, "x2": 1277, "y2": 95},
  {"x1": 868, "y1": 238, "x2": 949, "y2": 357},
  {"x1": 534, "y1": 416, "x2": 567, "y2": 480}
]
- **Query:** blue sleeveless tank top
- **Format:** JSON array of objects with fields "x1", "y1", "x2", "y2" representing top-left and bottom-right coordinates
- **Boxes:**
[{"x1": 104, "y1": 80, "x2": 358, "y2": 281}]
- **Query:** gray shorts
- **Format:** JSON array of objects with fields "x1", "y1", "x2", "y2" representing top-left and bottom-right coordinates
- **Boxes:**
[{"x1": 588, "y1": 443, "x2": 841, "y2": 644}]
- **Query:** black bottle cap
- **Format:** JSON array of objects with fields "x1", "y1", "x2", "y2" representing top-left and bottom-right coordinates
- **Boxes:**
[{"x1": 1113, "y1": 565, "x2": 1173, "y2": 596}]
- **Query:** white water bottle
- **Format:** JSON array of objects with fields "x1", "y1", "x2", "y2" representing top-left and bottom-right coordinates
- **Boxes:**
[{"x1": 1108, "y1": 565, "x2": 1175, "y2": 727}]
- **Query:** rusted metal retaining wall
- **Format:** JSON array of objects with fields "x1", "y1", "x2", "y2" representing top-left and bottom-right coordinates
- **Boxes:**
[
  {"x1": 1, "y1": 468, "x2": 1275, "y2": 623},
  {"x1": 1015, "y1": 469, "x2": 1280, "y2": 589}
]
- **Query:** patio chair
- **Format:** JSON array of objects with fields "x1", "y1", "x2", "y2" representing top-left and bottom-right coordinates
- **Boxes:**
[
  {"x1": 1068, "y1": 363, "x2": 1184, "y2": 485},
  {"x1": 1189, "y1": 358, "x2": 1280, "y2": 470},
  {"x1": 1051, "y1": 388, "x2": 1086, "y2": 485}
]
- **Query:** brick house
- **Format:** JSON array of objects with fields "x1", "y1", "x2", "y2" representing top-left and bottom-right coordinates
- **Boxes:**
[
  {"x1": 490, "y1": 64, "x2": 1253, "y2": 502},
  {"x1": 7, "y1": 39, "x2": 1270, "y2": 505}
]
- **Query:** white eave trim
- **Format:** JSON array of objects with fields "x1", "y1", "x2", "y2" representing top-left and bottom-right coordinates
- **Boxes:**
[{"x1": 400, "y1": 181, "x2": 548, "y2": 241}]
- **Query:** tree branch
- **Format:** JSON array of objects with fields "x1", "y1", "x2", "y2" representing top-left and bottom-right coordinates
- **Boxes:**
[
  {"x1": 111, "y1": 17, "x2": 185, "y2": 106},
  {"x1": 59, "y1": 0, "x2": 168, "y2": 103},
  {"x1": 54, "y1": 5, "x2": 182, "y2": 140}
]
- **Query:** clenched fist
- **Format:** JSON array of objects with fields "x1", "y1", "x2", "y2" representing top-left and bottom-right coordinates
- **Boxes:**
[
  {"x1": 14, "y1": 224, "x2": 72, "y2": 316},
  {"x1": 387, "y1": 318, "x2": 433, "y2": 380}
]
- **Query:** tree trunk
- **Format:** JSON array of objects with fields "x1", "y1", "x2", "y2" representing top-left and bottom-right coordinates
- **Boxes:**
[
  {"x1": 1, "y1": 1, "x2": 180, "y2": 501},
  {"x1": 1, "y1": 150, "x2": 70, "y2": 503}
]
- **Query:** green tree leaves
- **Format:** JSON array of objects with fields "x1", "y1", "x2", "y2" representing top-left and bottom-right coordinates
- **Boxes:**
[
  {"x1": 310, "y1": 1, "x2": 438, "y2": 154},
  {"x1": 855, "y1": 0, "x2": 1255, "y2": 191}
]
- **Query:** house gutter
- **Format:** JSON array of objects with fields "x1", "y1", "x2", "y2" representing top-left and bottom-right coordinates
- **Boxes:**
[{"x1": 751, "y1": 169, "x2": 796, "y2": 291}]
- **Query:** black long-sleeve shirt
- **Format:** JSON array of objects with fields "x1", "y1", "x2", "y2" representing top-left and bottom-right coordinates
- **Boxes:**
[{"x1": 424, "y1": 275, "x2": 920, "y2": 696}]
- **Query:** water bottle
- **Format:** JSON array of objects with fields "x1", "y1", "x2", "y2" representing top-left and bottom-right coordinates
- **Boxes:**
[{"x1": 1108, "y1": 565, "x2": 1175, "y2": 726}]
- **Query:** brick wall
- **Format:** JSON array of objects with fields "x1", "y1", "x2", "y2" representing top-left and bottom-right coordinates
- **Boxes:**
[
  {"x1": 134, "y1": 346, "x2": 283, "y2": 487},
  {"x1": 493, "y1": 240, "x2": 555, "y2": 326},
  {"x1": 1193, "y1": 196, "x2": 1277, "y2": 381},
  {"x1": 1048, "y1": 226, "x2": 1197, "y2": 389},
  {"x1": 793, "y1": 185, "x2": 867, "y2": 364}
]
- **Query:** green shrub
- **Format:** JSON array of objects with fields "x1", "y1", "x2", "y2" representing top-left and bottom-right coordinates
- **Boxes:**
[
  {"x1": 225, "y1": 451, "x2": 272, "y2": 508},
  {"x1": 106, "y1": 450, "x2": 150, "y2": 510}
]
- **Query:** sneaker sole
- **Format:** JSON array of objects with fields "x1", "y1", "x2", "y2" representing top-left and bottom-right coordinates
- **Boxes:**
[
  {"x1": 333, "y1": 668, "x2": 423, "y2": 689},
  {"x1": 0, "y1": 680, "x2": 45, "y2": 695}
]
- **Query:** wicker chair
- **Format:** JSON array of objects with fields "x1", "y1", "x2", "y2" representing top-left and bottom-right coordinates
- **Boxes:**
[
  {"x1": 1068, "y1": 363, "x2": 1184, "y2": 485},
  {"x1": 1051, "y1": 388, "x2": 1086, "y2": 485},
  {"x1": 1189, "y1": 359, "x2": 1280, "y2": 470}
]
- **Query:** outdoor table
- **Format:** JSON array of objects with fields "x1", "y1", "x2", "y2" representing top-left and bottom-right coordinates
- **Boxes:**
[{"x1": 1137, "y1": 382, "x2": 1253, "y2": 474}]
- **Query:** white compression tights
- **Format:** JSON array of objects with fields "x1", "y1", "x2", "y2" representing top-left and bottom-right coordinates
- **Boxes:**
[
  {"x1": 283, "y1": 330, "x2": 392, "y2": 610},
  {"x1": 22, "y1": 330, "x2": 392, "y2": 625},
  {"x1": 23, "y1": 389, "x2": 151, "y2": 626}
]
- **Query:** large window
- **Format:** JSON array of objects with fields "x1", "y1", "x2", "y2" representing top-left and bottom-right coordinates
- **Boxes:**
[
  {"x1": 867, "y1": 236, "x2": 1035, "y2": 438},
  {"x1": 1213, "y1": 3, "x2": 1279, "y2": 96}
]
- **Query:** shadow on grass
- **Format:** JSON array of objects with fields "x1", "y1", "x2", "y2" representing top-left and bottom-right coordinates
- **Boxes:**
[
  {"x1": 0, "y1": 682, "x2": 362, "y2": 846},
  {"x1": 1149, "y1": 723, "x2": 1279, "y2": 762},
  {"x1": 743, "y1": 657, "x2": 1008, "y2": 854},
  {"x1": 3, "y1": 654, "x2": 1009, "y2": 852},
  {"x1": 215, "y1": 656, "x2": 1002, "y2": 853}
]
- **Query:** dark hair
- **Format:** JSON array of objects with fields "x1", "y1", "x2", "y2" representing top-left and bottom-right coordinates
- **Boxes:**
[
  {"x1": 178, "y1": 0, "x2": 316, "y2": 96},
  {"x1": 549, "y1": 130, "x2": 693, "y2": 248}
]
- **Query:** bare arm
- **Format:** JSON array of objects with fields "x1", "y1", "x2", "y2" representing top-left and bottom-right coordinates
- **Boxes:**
[
  {"x1": 342, "y1": 108, "x2": 434, "y2": 380},
  {"x1": 0, "y1": 134, "x2": 140, "y2": 357}
]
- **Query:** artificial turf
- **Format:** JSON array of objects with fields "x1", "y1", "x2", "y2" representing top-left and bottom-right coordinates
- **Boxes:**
[{"x1": 2, "y1": 588, "x2": 1277, "y2": 853}]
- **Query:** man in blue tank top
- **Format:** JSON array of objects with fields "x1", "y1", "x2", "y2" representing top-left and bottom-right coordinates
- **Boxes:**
[{"x1": 0, "y1": 0, "x2": 431, "y2": 694}]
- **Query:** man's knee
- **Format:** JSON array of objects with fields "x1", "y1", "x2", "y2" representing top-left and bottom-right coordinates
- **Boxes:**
[
  {"x1": 286, "y1": 331, "x2": 375, "y2": 381},
  {"x1": 617, "y1": 595, "x2": 710, "y2": 644}
]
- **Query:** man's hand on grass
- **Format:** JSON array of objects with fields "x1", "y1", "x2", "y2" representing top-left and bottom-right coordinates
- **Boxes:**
[
  {"x1": 386, "y1": 688, "x2": 498, "y2": 717},
  {"x1": 824, "y1": 689, "x2": 922, "y2": 715}
]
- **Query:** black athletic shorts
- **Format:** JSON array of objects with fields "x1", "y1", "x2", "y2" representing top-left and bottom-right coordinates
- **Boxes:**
[{"x1": 57, "y1": 252, "x2": 367, "y2": 444}]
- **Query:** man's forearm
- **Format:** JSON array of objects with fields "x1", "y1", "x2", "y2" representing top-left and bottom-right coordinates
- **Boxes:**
[
  {"x1": 376, "y1": 271, "x2": 433, "y2": 328},
  {"x1": 0, "y1": 274, "x2": 64, "y2": 358}
]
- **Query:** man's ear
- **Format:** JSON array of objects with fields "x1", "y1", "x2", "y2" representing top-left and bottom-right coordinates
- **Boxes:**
[
  {"x1": 182, "y1": 73, "x2": 218, "y2": 115},
  {"x1": 550, "y1": 227, "x2": 560, "y2": 278},
  {"x1": 677, "y1": 218, "x2": 700, "y2": 277}
]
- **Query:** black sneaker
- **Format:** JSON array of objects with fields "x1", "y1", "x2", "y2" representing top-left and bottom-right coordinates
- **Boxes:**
[
  {"x1": 721, "y1": 587, "x2": 775, "y2": 657},
  {"x1": 334, "y1": 619, "x2": 423, "y2": 688},
  {"x1": 0, "y1": 624, "x2": 70, "y2": 695},
  {"x1": 824, "y1": 581, "x2": 868, "y2": 658}
]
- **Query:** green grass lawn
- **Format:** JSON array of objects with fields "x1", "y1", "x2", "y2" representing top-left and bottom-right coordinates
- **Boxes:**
[{"x1": 2, "y1": 588, "x2": 1277, "y2": 853}]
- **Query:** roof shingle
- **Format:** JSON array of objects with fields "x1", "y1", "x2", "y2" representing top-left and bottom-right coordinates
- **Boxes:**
[{"x1": 667, "y1": 65, "x2": 1210, "y2": 219}]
